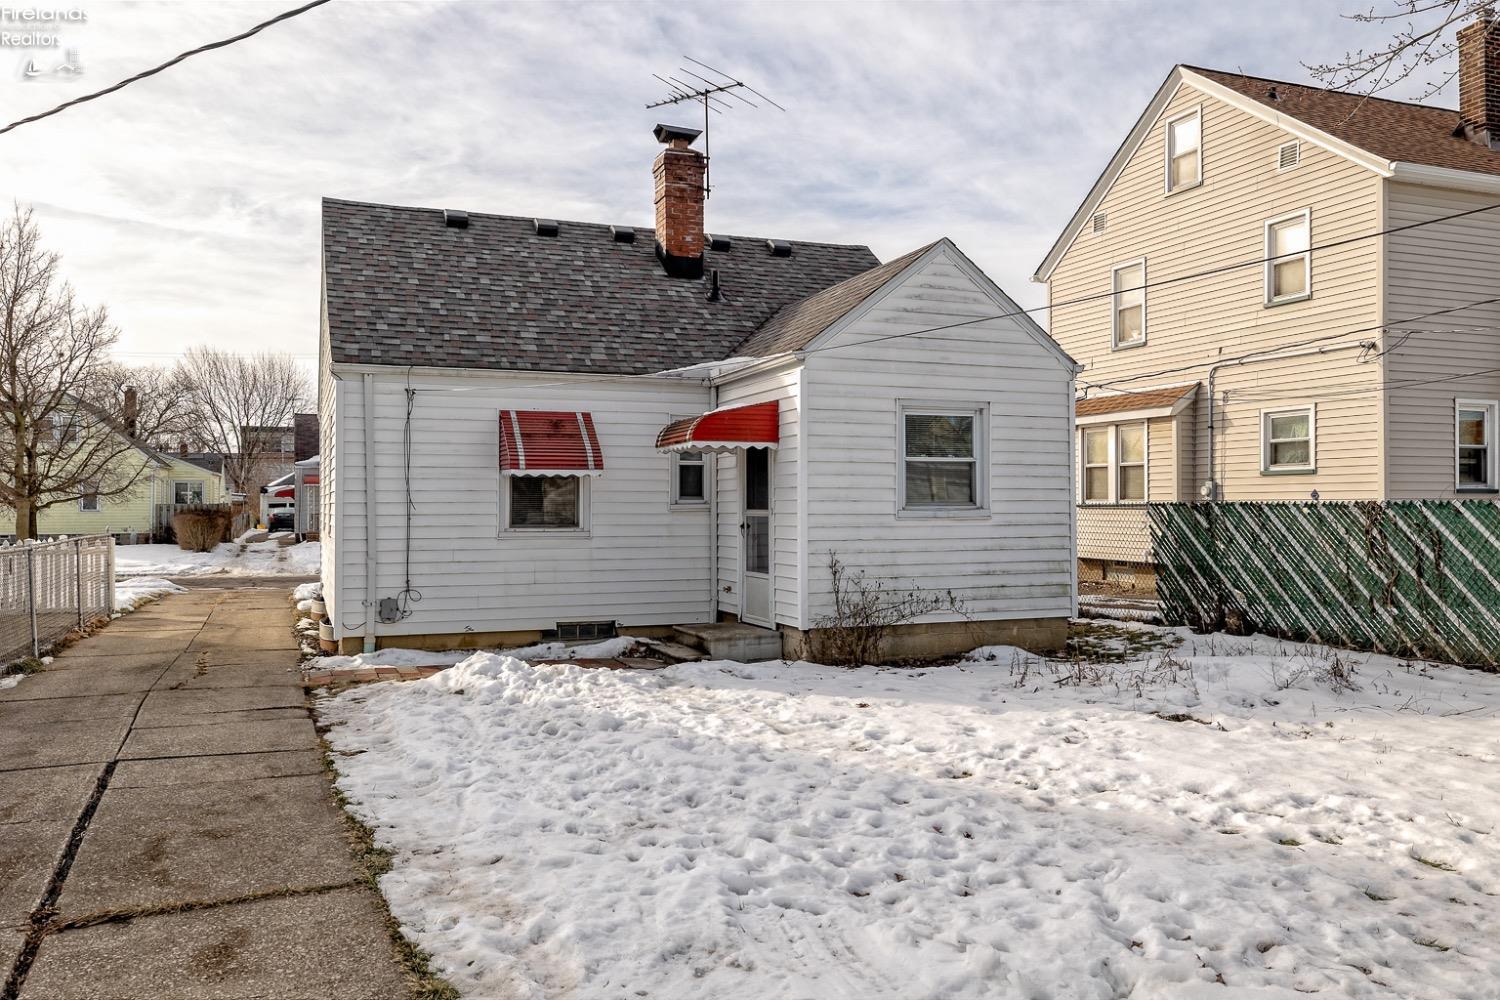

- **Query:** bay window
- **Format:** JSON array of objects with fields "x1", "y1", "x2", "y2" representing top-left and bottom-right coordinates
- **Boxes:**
[{"x1": 1081, "y1": 422, "x2": 1147, "y2": 503}]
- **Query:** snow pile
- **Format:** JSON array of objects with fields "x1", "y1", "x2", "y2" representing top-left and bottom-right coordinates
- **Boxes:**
[
  {"x1": 303, "y1": 635, "x2": 640, "y2": 675},
  {"x1": 113, "y1": 577, "x2": 187, "y2": 613},
  {"x1": 292, "y1": 581, "x2": 322, "y2": 602},
  {"x1": 114, "y1": 540, "x2": 321, "y2": 577},
  {"x1": 320, "y1": 626, "x2": 1500, "y2": 999}
]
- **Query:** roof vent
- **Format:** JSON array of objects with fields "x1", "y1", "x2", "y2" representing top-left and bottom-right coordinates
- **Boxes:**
[
  {"x1": 766, "y1": 239, "x2": 792, "y2": 258},
  {"x1": 533, "y1": 218, "x2": 559, "y2": 237},
  {"x1": 1277, "y1": 140, "x2": 1301, "y2": 171},
  {"x1": 708, "y1": 234, "x2": 732, "y2": 252},
  {"x1": 706, "y1": 269, "x2": 723, "y2": 302},
  {"x1": 1091, "y1": 211, "x2": 1107, "y2": 234},
  {"x1": 610, "y1": 225, "x2": 636, "y2": 243},
  {"x1": 443, "y1": 209, "x2": 469, "y2": 229}
]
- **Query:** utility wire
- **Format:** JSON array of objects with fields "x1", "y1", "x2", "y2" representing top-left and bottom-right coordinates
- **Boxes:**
[{"x1": 0, "y1": 0, "x2": 333, "y2": 137}]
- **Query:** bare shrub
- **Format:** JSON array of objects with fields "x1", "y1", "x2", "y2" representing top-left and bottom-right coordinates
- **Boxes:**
[
  {"x1": 173, "y1": 505, "x2": 231, "y2": 552},
  {"x1": 810, "y1": 552, "x2": 966, "y2": 667}
]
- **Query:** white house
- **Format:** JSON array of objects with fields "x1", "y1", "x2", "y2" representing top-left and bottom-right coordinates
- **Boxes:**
[{"x1": 317, "y1": 124, "x2": 1080, "y2": 659}]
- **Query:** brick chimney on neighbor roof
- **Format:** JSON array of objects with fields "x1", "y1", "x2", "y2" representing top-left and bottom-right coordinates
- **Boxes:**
[
  {"x1": 652, "y1": 123, "x2": 707, "y2": 278},
  {"x1": 1458, "y1": 11, "x2": 1500, "y2": 146}
]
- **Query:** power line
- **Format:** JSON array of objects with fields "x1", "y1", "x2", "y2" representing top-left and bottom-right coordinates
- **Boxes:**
[{"x1": 0, "y1": 0, "x2": 332, "y2": 137}]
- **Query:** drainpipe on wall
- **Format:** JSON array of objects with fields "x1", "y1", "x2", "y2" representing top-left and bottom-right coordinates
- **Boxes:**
[
  {"x1": 706, "y1": 381, "x2": 719, "y2": 624},
  {"x1": 1203, "y1": 341, "x2": 1369, "y2": 500},
  {"x1": 362, "y1": 372, "x2": 379, "y2": 654}
]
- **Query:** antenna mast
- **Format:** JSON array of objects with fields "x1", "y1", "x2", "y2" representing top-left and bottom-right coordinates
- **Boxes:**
[{"x1": 646, "y1": 56, "x2": 785, "y2": 198}]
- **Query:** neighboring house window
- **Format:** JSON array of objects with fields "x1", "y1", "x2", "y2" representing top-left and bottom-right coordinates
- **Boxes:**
[
  {"x1": 901, "y1": 404, "x2": 985, "y2": 510},
  {"x1": 1165, "y1": 107, "x2": 1201, "y2": 192},
  {"x1": 173, "y1": 480, "x2": 205, "y2": 505},
  {"x1": 1457, "y1": 400, "x2": 1499, "y2": 490},
  {"x1": 1261, "y1": 406, "x2": 1316, "y2": 473},
  {"x1": 1112, "y1": 260, "x2": 1146, "y2": 348},
  {"x1": 508, "y1": 475, "x2": 582, "y2": 529},
  {"x1": 1081, "y1": 423, "x2": 1147, "y2": 502},
  {"x1": 1265, "y1": 210, "x2": 1311, "y2": 304},
  {"x1": 78, "y1": 494, "x2": 101, "y2": 512},
  {"x1": 672, "y1": 449, "x2": 707, "y2": 505}
]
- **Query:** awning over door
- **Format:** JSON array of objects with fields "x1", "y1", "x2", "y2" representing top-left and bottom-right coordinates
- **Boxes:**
[
  {"x1": 655, "y1": 401, "x2": 780, "y2": 452},
  {"x1": 498, "y1": 410, "x2": 605, "y2": 475}
]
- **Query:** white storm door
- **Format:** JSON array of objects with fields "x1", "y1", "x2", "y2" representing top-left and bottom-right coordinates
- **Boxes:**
[{"x1": 740, "y1": 446, "x2": 772, "y2": 627}]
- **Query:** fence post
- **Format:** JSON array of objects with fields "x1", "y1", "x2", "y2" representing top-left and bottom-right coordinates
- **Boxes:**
[
  {"x1": 26, "y1": 546, "x2": 38, "y2": 659},
  {"x1": 76, "y1": 537, "x2": 85, "y2": 630}
]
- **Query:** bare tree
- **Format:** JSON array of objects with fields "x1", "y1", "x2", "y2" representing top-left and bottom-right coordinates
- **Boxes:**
[
  {"x1": 176, "y1": 347, "x2": 310, "y2": 494},
  {"x1": 0, "y1": 205, "x2": 191, "y2": 539},
  {"x1": 810, "y1": 552, "x2": 968, "y2": 667},
  {"x1": 1308, "y1": 1, "x2": 1495, "y2": 99}
]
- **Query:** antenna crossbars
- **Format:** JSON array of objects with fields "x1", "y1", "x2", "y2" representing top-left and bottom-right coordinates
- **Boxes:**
[{"x1": 645, "y1": 57, "x2": 784, "y2": 198}]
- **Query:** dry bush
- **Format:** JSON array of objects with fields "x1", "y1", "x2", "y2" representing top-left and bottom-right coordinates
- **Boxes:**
[
  {"x1": 809, "y1": 552, "x2": 966, "y2": 667},
  {"x1": 173, "y1": 505, "x2": 231, "y2": 552}
]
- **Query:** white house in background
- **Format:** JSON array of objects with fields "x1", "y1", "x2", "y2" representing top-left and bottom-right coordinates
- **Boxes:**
[{"x1": 317, "y1": 124, "x2": 1079, "y2": 659}]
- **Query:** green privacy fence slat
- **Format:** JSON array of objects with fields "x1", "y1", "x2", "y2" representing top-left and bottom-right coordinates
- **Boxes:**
[{"x1": 1146, "y1": 500, "x2": 1500, "y2": 667}]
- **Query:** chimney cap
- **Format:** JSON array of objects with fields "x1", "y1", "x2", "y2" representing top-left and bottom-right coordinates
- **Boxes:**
[{"x1": 653, "y1": 123, "x2": 703, "y2": 146}]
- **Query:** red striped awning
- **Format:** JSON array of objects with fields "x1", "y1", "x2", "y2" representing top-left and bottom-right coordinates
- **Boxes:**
[
  {"x1": 655, "y1": 401, "x2": 779, "y2": 452},
  {"x1": 271, "y1": 487, "x2": 295, "y2": 498},
  {"x1": 499, "y1": 410, "x2": 605, "y2": 476}
]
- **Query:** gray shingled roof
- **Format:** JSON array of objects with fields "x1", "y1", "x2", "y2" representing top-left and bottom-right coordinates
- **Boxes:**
[{"x1": 322, "y1": 198, "x2": 881, "y2": 375}]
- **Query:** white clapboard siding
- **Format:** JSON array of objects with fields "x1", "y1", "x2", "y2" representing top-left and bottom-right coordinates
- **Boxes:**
[
  {"x1": 801, "y1": 245, "x2": 1075, "y2": 627},
  {"x1": 327, "y1": 366, "x2": 712, "y2": 640},
  {"x1": 318, "y1": 313, "x2": 339, "y2": 621},
  {"x1": 712, "y1": 365, "x2": 802, "y2": 622}
]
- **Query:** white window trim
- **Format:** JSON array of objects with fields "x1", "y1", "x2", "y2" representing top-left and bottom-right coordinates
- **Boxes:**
[
  {"x1": 78, "y1": 494, "x2": 101, "y2": 513},
  {"x1": 1111, "y1": 258, "x2": 1148, "y2": 350},
  {"x1": 1259, "y1": 404, "x2": 1317, "y2": 474},
  {"x1": 172, "y1": 480, "x2": 205, "y2": 505},
  {"x1": 667, "y1": 417, "x2": 710, "y2": 509},
  {"x1": 1264, "y1": 208, "x2": 1312, "y2": 306},
  {"x1": 896, "y1": 400, "x2": 989, "y2": 517},
  {"x1": 1455, "y1": 398, "x2": 1500, "y2": 492},
  {"x1": 1276, "y1": 140, "x2": 1301, "y2": 172},
  {"x1": 1079, "y1": 423, "x2": 1150, "y2": 504},
  {"x1": 498, "y1": 472, "x2": 592, "y2": 536},
  {"x1": 1163, "y1": 105, "x2": 1203, "y2": 195}
]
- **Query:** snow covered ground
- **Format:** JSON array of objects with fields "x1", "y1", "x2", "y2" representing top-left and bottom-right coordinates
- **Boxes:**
[
  {"x1": 113, "y1": 576, "x2": 187, "y2": 612},
  {"x1": 304, "y1": 636, "x2": 639, "y2": 675},
  {"x1": 319, "y1": 625, "x2": 1500, "y2": 1000},
  {"x1": 114, "y1": 539, "x2": 320, "y2": 577}
]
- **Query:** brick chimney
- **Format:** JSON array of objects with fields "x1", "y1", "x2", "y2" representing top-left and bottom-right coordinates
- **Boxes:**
[
  {"x1": 1458, "y1": 12, "x2": 1499, "y2": 147},
  {"x1": 122, "y1": 385, "x2": 138, "y2": 438},
  {"x1": 652, "y1": 123, "x2": 706, "y2": 278}
]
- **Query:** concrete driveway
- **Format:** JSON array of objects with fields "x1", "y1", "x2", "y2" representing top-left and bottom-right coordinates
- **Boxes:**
[{"x1": 0, "y1": 588, "x2": 413, "y2": 1000}]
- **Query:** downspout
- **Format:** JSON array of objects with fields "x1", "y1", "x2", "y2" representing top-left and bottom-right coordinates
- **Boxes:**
[
  {"x1": 706, "y1": 381, "x2": 718, "y2": 624},
  {"x1": 1203, "y1": 341, "x2": 1369, "y2": 500},
  {"x1": 362, "y1": 372, "x2": 379, "y2": 654}
]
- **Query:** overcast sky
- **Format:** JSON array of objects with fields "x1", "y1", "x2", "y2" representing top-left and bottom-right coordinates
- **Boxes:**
[{"x1": 0, "y1": 0, "x2": 1456, "y2": 369}]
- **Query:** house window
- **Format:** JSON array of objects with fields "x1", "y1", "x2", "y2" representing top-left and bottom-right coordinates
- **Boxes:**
[
  {"x1": 79, "y1": 494, "x2": 101, "y2": 513},
  {"x1": 173, "y1": 480, "x2": 205, "y2": 505},
  {"x1": 1082, "y1": 426, "x2": 1110, "y2": 502},
  {"x1": 901, "y1": 405, "x2": 984, "y2": 510},
  {"x1": 1081, "y1": 423, "x2": 1147, "y2": 502},
  {"x1": 674, "y1": 450, "x2": 707, "y2": 504},
  {"x1": 1457, "y1": 400, "x2": 1499, "y2": 490},
  {"x1": 1112, "y1": 260, "x2": 1146, "y2": 348},
  {"x1": 1117, "y1": 424, "x2": 1147, "y2": 501},
  {"x1": 1265, "y1": 210, "x2": 1311, "y2": 304},
  {"x1": 1261, "y1": 406, "x2": 1315, "y2": 473},
  {"x1": 1165, "y1": 108, "x2": 1201, "y2": 192},
  {"x1": 508, "y1": 475, "x2": 582, "y2": 529}
]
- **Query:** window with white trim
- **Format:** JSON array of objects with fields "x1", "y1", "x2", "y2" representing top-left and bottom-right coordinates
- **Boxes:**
[
  {"x1": 672, "y1": 449, "x2": 707, "y2": 505},
  {"x1": 173, "y1": 480, "x2": 205, "y2": 505},
  {"x1": 1457, "y1": 399, "x2": 1498, "y2": 490},
  {"x1": 78, "y1": 493, "x2": 101, "y2": 513},
  {"x1": 508, "y1": 475, "x2": 583, "y2": 529},
  {"x1": 1112, "y1": 260, "x2": 1146, "y2": 348},
  {"x1": 1265, "y1": 210, "x2": 1311, "y2": 304},
  {"x1": 1165, "y1": 108, "x2": 1201, "y2": 192},
  {"x1": 900, "y1": 404, "x2": 985, "y2": 510},
  {"x1": 1260, "y1": 406, "x2": 1315, "y2": 473},
  {"x1": 1080, "y1": 423, "x2": 1148, "y2": 502}
]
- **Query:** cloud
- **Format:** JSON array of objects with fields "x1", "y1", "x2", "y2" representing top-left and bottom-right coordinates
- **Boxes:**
[{"x1": 0, "y1": 0, "x2": 1459, "y2": 362}]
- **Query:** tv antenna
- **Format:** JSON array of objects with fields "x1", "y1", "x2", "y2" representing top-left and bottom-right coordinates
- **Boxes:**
[{"x1": 646, "y1": 56, "x2": 785, "y2": 198}]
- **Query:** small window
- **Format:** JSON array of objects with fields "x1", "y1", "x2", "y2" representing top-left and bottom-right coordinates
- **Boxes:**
[
  {"x1": 1277, "y1": 140, "x2": 1301, "y2": 171},
  {"x1": 1165, "y1": 108, "x2": 1202, "y2": 192},
  {"x1": 1082, "y1": 426, "x2": 1110, "y2": 502},
  {"x1": 79, "y1": 494, "x2": 101, "y2": 513},
  {"x1": 173, "y1": 480, "x2": 205, "y2": 505},
  {"x1": 1112, "y1": 260, "x2": 1146, "y2": 348},
  {"x1": 1091, "y1": 211, "x2": 1107, "y2": 234},
  {"x1": 1265, "y1": 210, "x2": 1311, "y2": 305},
  {"x1": 1117, "y1": 424, "x2": 1147, "y2": 501},
  {"x1": 1261, "y1": 406, "x2": 1315, "y2": 473},
  {"x1": 673, "y1": 449, "x2": 707, "y2": 505},
  {"x1": 508, "y1": 475, "x2": 581, "y2": 529},
  {"x1": 1457, "y1": 400, "x2": 1499, "y2": 490},
  {"x1": 901, "y1": 405, "x2": 984, "y2": 510}
]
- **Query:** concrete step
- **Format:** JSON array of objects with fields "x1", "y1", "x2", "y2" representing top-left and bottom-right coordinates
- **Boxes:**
[
  {"x1": 637, "y1": 638, "x2": 705, "y2": 664},
  {"x1": 673, "y1": 623, "x2": 783, "y2": 662}
]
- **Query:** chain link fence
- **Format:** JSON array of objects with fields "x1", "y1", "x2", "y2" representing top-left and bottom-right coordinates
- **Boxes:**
[
  {"x1": 1077, "y1": 504, "x2": 1156, "y2": 594},
  {"x1": 1, "y1": 535, "x2": 115, "y2": 667}
]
